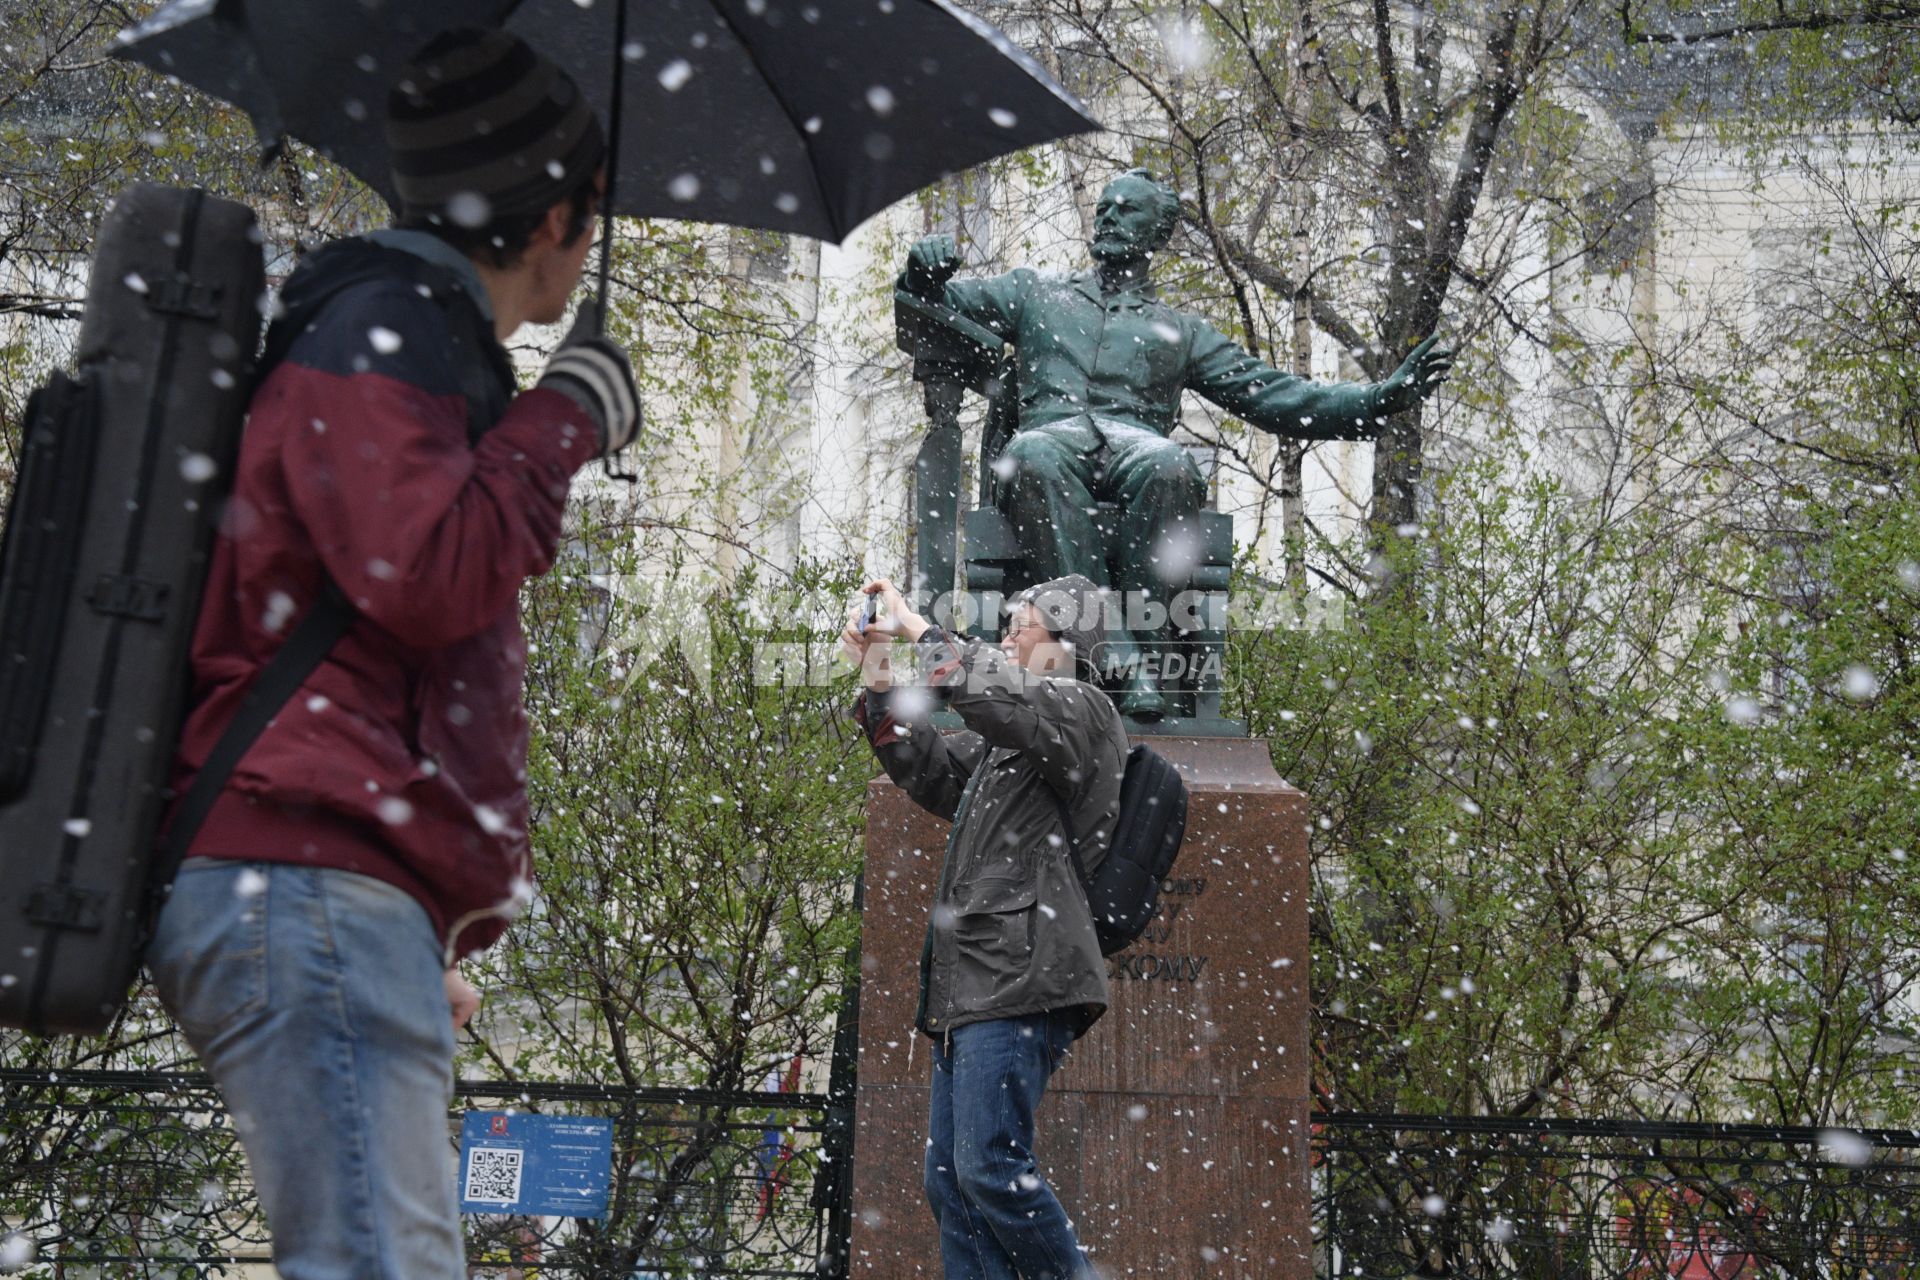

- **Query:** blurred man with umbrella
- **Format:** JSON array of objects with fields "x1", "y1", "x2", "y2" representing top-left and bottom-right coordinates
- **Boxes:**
[{"x1": 147, "y1": 31, "x2": 638, "y2": 1279}]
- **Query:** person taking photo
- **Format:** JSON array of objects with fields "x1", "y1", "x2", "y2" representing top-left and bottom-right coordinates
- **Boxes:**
[{"x1": 842, "y1": 576, "x2": 1126, "y2": 1280}]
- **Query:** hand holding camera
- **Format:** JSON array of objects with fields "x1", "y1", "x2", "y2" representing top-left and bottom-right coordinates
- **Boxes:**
[{"x1": 840, "y1": 580, "x2": 930, "y2": 689}]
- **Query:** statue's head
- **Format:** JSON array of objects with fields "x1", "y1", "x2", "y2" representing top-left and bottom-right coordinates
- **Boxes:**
[{"x1": 1090, "y1": 168, "x2": 1181, "y2": 263}]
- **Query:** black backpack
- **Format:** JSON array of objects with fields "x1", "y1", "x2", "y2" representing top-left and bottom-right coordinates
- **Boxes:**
[{"x1": 1055, "y1": 744, "x2": 1189, "y2": 956}]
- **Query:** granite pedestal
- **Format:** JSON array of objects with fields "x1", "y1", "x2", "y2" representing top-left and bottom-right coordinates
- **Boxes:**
[{"x1": 847, "y1": 738, "x2": 1311, "y2": 1278}]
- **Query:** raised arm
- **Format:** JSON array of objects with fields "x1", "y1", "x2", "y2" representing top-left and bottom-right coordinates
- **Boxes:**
[
  {"x1": 853, "y1": 687, "x2": 987, "y2": 822},
  {"x1": 1188, "y1": 324, "x2": 1454, "y2": 442},
  {"x1": 915, "y1": 628, "x2": 1115, "y2": 802},
  {"x1": 271, "y1": 281, "x2": 596, "y2": 648},
  {"x1": 898, "y1": 233, "x2": 1032, "y2": 344},
  {"x1": 843, "y1": 595, "x2": 985, "y2": 820}
]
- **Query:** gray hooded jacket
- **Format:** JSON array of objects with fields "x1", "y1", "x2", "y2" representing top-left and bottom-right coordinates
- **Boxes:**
[{"x1": 855, "y1": 575, "x2": 1127, "y2": 1041}]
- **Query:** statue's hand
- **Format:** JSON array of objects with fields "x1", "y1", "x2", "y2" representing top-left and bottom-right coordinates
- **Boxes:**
[
  {"x1": 905, "y1": 234, "x2": 962, "y2": 295},
  {"x1": 1373, "y1": 334, "x2": 1455, "y2": 416}
]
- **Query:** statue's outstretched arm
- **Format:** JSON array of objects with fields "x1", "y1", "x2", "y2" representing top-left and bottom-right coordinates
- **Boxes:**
[
  {"x1": 1187, "y1": 321, "x2": 1380, "y2": 441},
  {"x1": 1190, "y1": 326, "x2": 1455, "y2": 439}
]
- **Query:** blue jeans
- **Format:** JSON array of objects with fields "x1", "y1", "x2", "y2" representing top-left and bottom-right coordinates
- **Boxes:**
[
  {"x1": 925, "y1": 1011, "x2": 1091, "y2": 1279},
  {"x1": 149, "y1": 861, "x2": 463, "y2": 1280}
]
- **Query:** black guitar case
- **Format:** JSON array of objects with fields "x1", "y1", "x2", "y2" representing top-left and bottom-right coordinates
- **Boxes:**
[{"x1": 0, "y1": 183, "x2": 264, "y2": 1034}]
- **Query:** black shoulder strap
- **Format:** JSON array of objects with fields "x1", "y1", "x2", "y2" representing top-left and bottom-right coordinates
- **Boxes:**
[{"x1": 149, "y1": 585, "x2": 354, "y2": 902}]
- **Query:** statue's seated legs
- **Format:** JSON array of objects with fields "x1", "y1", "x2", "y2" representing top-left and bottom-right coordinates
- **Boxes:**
[
  {"x1": 993, "y1": 419, "x2": 1207, "y2": 721},
  {"x1": 1097, "y1": 423, "x2": 1208, "y2": 599},
  {"x1": 993, "y1": 422, "x2": 1104, "y2": 583}
]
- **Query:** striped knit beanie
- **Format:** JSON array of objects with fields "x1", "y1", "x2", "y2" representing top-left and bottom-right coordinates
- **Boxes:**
[{"x1": 387, "y1": 29, "x2": 605, "y2": 225}]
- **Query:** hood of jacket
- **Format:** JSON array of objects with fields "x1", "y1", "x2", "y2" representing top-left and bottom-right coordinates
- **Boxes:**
[{"x1": 1012, "y1": 573, "x2": 1112, "y2": 682}]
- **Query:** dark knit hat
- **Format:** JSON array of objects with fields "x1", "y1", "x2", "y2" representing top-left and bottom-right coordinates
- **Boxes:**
[{"x1": 387, "y1": 29, "x2": 605, "y2": 225}]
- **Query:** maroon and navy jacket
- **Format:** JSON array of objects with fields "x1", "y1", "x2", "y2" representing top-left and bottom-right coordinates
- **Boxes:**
[{"x1": 170, "y1": 236, "x2": 599, "y2": 961}]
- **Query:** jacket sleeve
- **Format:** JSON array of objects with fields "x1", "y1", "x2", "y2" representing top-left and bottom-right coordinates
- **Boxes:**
[
  {"x1": 1187, "y1": 319, "x2": 1381, "y2": 441},
  {"x1": 265, "y1": 281, "x2": 600, "y2": 649},
  {"x1": 854, "y1": 688, "x2": 987, "y2": 821},
  {"x1": 917, "y1": 627, "x2": 1108, "y2": 801},
  {"x1": 898, "y1": 267, "x2": 1033, "y2": 344}
]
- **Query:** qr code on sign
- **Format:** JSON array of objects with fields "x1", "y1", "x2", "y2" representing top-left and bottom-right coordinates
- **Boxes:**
[{"x1": 464, "y1": 1146, "x2": 523, "y2": 1205}]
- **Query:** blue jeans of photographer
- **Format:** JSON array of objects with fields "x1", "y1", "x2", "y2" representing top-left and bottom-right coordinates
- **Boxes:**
[
  {"x1": 149, "y1": 860, "x2": 464, "y2": 1280},
  {"x1": 925, "y1": 1010, "x2": 1092, "y2": 1279}
]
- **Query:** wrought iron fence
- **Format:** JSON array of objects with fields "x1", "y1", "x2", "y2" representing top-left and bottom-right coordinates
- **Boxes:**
[
  {"x1": 0, "y1": 1068, "x2": 850, "y2": 1277},
  {"x1": 1314, "y1": 1111, "x2": 1920, "y2": 1278},
  {"x1": 14, "y1": 1067, "x2": 1920, "y2": 1279}
]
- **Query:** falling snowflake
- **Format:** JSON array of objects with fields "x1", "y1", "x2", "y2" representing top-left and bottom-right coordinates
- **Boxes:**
[
  {"x1": 1819, "y1": 1129, "x2": 1872, "y2": 1166},
  {"x1": 262, "y1": 591, "x2": 296, "y2": 634},
  {"x1": 1842, "y1": 665, "x2": 1879, "y2": 700},
  {"x1": 447, "y1": 192, "x2": 491, "y2": 228}
]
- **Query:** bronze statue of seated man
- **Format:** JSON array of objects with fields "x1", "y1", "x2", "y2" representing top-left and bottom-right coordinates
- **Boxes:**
[{"x1": 899, "y1": 168, "x2": 1451, "y2": 719}]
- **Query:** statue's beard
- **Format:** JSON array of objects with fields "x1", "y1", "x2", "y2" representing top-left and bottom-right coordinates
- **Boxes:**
[{"x1": 1089, "y1": 235, "x2": 1148, "y2": 262}]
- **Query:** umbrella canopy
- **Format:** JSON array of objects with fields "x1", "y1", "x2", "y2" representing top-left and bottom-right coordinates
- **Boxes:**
[{"x1": 115, "y1": 0, "x2": 1099, "y2": 244}]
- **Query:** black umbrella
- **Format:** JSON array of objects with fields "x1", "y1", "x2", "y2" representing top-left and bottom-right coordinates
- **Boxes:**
[{"x1": 114, "y1": 0, "x2": 1099, "y2": 245}]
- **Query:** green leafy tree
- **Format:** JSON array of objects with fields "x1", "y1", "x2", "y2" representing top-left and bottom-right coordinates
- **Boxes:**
[{"x1": 1676, "y1": 173, "x2": 1920, "y2": 1129}]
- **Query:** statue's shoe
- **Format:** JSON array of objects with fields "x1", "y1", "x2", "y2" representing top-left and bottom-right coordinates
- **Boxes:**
[{"x1": 1119, "y1": 684, "x2": 1167, "y2": 722}]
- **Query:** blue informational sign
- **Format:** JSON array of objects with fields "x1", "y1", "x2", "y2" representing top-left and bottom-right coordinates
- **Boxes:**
[{"x1": 458, "y1": 1111, "x2": 613, "y2": 1219}]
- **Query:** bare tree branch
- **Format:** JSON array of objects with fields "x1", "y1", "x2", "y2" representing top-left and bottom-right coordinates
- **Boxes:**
[
  {"x1": 1620, "y1": 0, "x2": 1920, "y2": 43},
  {"x1": 1214, "y1": 228, "x2": 1376, "y2": 362}
]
